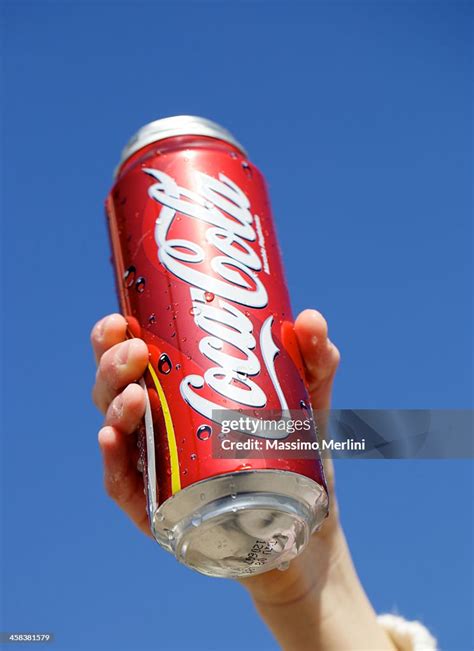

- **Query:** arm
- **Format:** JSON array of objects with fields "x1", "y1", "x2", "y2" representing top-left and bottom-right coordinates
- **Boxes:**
[
  {"x1": 240, "y1": 310, "x2": 397, "y2": 651},
  {"x1": 90, "y1": 310, "x2": 399, "y2": 650}
]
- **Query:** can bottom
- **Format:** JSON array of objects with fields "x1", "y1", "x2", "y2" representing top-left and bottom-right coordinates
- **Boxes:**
[{"x1": 151, "y1": 470, "x2": 328, "y2": 578}]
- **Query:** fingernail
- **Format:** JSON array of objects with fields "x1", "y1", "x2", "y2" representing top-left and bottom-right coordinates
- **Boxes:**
[{"x1": 116, "y1": 340, "x2": 131, "y2": 365}]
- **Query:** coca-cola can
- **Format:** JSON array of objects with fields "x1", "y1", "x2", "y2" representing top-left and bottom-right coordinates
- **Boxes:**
[{"x1": 105, "y1": 116, "x2": 328, "y2": 577}]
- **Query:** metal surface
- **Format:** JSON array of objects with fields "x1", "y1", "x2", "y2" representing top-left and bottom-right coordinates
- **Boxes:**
[{"x1": 117, "y1": 115, "x2": 247, "y2": 174}]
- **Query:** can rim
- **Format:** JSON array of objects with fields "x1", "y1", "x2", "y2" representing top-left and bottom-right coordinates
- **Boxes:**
[{"x1": 115, "y1": 115, "x2": 247, "y2": 177}]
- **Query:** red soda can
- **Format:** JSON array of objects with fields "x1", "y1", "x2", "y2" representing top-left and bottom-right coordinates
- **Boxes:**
[{"x1": 105, "y1": 116, "x2": 328, "y2": 577}]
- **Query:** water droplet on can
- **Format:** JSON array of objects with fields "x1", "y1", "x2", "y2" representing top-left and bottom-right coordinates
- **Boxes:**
[
  {"x1": 190, "y1": 453, "x2": 197, "y2": 461},
  {"x1": 229, "y1": 151, "x2": 238, "y2": 159},
  {"x1": 123, "y1": 265, "x2": 136, "y2": 288},
  {"x1": 158, "y1": 353, "x2": 172, "y2": 374},
  {"x1": 196, "y1": 424, "x2": 212, "y2": 440},
  {"x1": 278, "y1": 561, "x2": 290, "y2": 571},
  {"x1": 135, "y1": 277, "x2": 146, "y2": 293},
  {"x1": 189, "y1": 306, "x2": 201, "y2": 316},
  {"x1": 148, "y1": 313, "x2": 156, "y2": 324},
  {"x1": 176, "y1": 363, "x2": 181, "y2": 370},
  {"x1": 236, "y1": 463, "x2": 252, "y2": 471},
  {"x1": 136, "y1": 457, "x2": 144, "y2": 473},
  {"x1": 204, "y1": 292, "x2": 215, "y2": 303},
  {"x1": 241, "y1": 161, "x2": 253, "y2": 178}
]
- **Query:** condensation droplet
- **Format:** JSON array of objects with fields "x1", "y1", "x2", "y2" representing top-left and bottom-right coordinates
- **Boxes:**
[
  {"x1": 158, "y1": 353, "x2": 172, "y2": 374},
  {"x1": 190, "y1": 453, "x2": 197, "y2": 461},
  {"x1": 204, "y1": 292, "x2": 215, "y2": 303},
  {"x1": 192, "y1": 514, "x2": 202, "y2": 527},
  {"x1": 241, "y1": 161, "x2": 253, "y2": 178},
  {"x1": 135, "y1": 276, "x2": 146, "y2": 293},
  {"x1": 157, "y1": 512, "x2": 165, "y2": 522},
  {"x1": 197, "y1": 424, "x2": 212, "y2": 441},
  {"x1": 136, "y1": 457, "x2": 144, "y2": 473},
  {"x1": 300, "y1": 400, "x2": 307, "y2": 410},
  {"x1": 236, "y1": 463, "x2": 252, "y2": 471},
  {"x1": 229, "y1": 151, "x2": 238, "y2": 159},
  {"x1": 148, "y1": 313, "x2": 156, "y2": 324},
  {"x1": 278, "y1": 561, "x2": 290, "y2": 572},
  {"x1": 189, "y1": 306, "x2": 201, "y2": 317},
  {"x1": 176, "y1": 363, "x2": 181, "y2": 370},
  {"x1": 123, "y1": 265, "x2": 136, "y2": 288}
]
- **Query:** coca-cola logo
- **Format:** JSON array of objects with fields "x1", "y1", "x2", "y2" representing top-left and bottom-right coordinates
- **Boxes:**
[{"x1": 144, "y1": 168, "x2": 289, "y2": 438}]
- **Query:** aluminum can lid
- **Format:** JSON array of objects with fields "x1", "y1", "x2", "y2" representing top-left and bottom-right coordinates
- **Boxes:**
[{"x1": 117, "y1": 115, "x2": 247, "y2": 175}]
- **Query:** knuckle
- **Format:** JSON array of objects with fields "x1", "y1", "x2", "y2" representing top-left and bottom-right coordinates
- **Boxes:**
[{"x1": 98, "y1": 348, "x2": 119, "y2": 384}]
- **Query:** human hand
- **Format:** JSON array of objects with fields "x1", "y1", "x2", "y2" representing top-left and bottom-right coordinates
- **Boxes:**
[
  {"x1": 90, "y1": 309, "x2": 338, "y2": 542},
  {"x1": 91, "y1": 311, "x2": 395, "y2": 650}
]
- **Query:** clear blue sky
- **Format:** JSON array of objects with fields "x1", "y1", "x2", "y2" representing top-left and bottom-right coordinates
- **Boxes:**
[{"x1": 2, "y1": 2, "x2": 472, "y2": 650}]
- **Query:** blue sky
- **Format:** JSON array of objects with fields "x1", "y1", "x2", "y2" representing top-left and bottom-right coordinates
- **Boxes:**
[{"x1": 2, "y1": 2, "x2": 473, "y2": 650}]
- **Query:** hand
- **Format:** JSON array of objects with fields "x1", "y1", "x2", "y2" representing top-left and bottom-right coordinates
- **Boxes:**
[
  {"x1": 90, "y1": 309, "x2": 336, "y2": 540},
  {"x1": 91, "y1": 311, "x2": 396, "y2": 651}
]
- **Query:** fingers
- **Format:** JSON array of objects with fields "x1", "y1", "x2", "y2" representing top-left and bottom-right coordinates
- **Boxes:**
[
  {"x1": 91, "y1": 313, "x2": 128, "y2": 365},
  {"x1": 294, "y1": 310, "x2": 339, "y2": 507},
  {"x1": 92, "y1": 315, "x2": 151, "y2": 536},
  {"x1": 98, "y1": 425, "x2": 151, "y2": 536},
  {"x1": 105, "y1": 383, "x2": 147, "y2": 434},
  {"x1": 92, "y1": 338, "x2": 149, "y2": 414},
  {"x1": 294, "y1": 309, "x2": 340, "y2": 411}
]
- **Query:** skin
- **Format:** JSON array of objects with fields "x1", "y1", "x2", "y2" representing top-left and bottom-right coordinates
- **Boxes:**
[{"x1": 91, "y1": 310, "x2": 397, "y2": 650}]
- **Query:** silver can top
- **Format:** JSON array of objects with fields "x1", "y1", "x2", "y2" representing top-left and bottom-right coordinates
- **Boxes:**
[{"x1": 116, "y1": 115, "x2": 247, "y2": 175}]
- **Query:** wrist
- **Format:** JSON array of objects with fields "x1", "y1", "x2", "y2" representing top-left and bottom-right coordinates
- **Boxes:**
[{"x1": 243, "y1": 525, "x2": 397, "y2": 651}]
